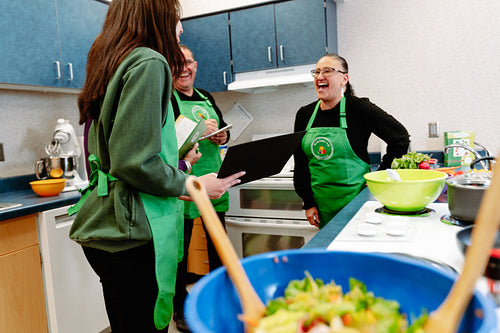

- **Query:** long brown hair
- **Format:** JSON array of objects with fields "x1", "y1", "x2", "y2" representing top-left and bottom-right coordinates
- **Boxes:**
[{"x1": 78, "y1": 0, "x2": 184, "y2": 124}]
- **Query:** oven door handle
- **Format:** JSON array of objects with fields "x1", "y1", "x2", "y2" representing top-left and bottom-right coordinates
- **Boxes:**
[
  {"x1": 239, "y1": 180, "x2": 293, "y2": 188},
  {"x1": 226, "y1": 219, "x2": 318, "y2": 231}
]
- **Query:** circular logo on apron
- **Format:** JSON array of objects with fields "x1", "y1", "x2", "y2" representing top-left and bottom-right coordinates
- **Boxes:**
[
  {"x1": 191, "y1": 106, "x2": 210, "y2": 121},
  {"x1": 311, "y1": 137, "x2": 334, "y2": 160}
]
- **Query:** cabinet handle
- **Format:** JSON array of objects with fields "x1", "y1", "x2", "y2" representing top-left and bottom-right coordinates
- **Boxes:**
[
  {"x1": 280, "y1": 45, "x2": 285, "y2": 61},
  {"x1": 53, "y1": 61, "x2": 61, "y2": 80},
  {"x1": 223, "y1": 71, "x2": 227, "y2": 85},
  {"x1": 67, "y1": 63, "x2": 74, "y2": 82},
  {"x1": 267, "y1": 46, "x2": 272, "y2": 63}
]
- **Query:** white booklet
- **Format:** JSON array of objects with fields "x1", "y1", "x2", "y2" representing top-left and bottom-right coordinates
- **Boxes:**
[{"x1": 175, "y1": 115, "x2": 207, "y2": 157}]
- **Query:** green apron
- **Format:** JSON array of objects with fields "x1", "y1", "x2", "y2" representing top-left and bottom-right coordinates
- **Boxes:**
[
  {"x1": 303, "y1": 98, "x2": 370, "y2": 228},
  {"x1": 68, "y1": 104, "x2": 184, "y2": 330},
  {"x1": 174, "y1": 89, "x2": 229, "y2": 219},
  {"x1": 139, "y1": 103, "x2": 183, "y2": 329}
]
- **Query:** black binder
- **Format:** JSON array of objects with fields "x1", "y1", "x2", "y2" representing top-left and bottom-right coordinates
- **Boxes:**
[{"x1": 217, "y1": 131, "x2": 306, "y2": 185}]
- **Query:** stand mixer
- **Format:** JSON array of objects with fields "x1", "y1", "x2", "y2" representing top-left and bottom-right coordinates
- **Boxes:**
[{"x1": 37, "y1": 119, "x2": 88, "y2": 192}]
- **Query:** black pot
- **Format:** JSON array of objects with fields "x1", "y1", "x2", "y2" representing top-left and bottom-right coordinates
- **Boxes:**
[
  {"x1": 446, "y1": 172, "x2": 491, "y2": 223},
  {"x1": 457, "y1": 226, "x2": 500, "y2": 279}
]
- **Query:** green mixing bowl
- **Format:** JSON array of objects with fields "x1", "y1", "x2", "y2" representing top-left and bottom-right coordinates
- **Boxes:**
[{"x1": 364, "y1": 169, "x2": 447, "y2": 212}]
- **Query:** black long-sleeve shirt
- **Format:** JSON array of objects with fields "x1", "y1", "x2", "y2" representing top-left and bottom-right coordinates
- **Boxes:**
[{"x1": 293, "y1": 95, "x2": 410, "y2": 209}]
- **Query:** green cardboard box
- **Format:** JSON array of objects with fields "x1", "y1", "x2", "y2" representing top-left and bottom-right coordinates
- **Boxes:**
[{"x1": 444, "y1": 131, "x2": 475, "y2": 166}]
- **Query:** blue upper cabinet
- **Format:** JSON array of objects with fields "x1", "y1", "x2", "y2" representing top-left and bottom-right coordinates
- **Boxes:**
[
  {"x1": 230, "y1": 5, "x2": 277, "y2": 73},
  {"x1": 181, "y1": 13, "x2": 232, "y2": 92},
  {"x1": 0, "y1": 0, "x2": 107, "y2": 89},
  {"x1": 0, "y1": 1, "x2": 60, "y2": 87},
  {"x1": 58, "y1": 0, "x2": 108, "y2": 89},
  {"x1": 275, "y1": 0, "x2": 329, "y2": 67},
  {"x1": 230, "y1": 0, "x2": 337, "y2": 73}
]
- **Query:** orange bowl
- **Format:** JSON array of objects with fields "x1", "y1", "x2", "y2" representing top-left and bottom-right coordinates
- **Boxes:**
[{"x1": 30, "y1": 179, "x2": 66, "y2": 197}]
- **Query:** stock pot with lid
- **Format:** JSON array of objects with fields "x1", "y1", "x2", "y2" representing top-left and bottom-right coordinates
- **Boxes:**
[{"x1": 446, "y1": 171, "x2": 492, "y2": 223}]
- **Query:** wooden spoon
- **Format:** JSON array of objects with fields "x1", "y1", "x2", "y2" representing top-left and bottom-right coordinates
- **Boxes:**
[
  {"x1": 424, "y1": 155, "x2": 500, "y2": 333},
  {"x1": 186, "y1": 176, "x2": 266, "y2": 332}
]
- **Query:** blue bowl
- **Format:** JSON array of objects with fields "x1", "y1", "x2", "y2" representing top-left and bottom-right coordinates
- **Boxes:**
[{"x1": 185, "y1": 249, "x2": 497, "y2": 333}]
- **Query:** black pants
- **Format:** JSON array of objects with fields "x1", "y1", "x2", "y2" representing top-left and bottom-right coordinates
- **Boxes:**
[
  {"x1": 173, "y1": 212, "x2": 226, "y2": 313},
  {"x1": 82, "y1": 243, "x2": 168, "y2": 333}
]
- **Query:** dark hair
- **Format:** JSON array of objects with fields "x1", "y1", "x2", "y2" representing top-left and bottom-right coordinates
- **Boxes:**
[
  {"x1": 78, "y1": 0, "x2": 185, "y2": 124},
  {"x1": 322, "y1": 53, "x2": 356, "y2": 97}
]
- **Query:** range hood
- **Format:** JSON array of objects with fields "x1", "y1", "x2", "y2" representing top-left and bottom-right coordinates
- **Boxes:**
[{"x1": 227, "y1": 64, "x2": 315, "y2": 93}]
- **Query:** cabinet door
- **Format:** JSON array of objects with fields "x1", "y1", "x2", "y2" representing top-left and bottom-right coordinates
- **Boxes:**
[
  {"x1": 275, "y1": 0, "x2": 328, "y2": 67},
  {"x1": 0, "y1": 246, "x2": 48, "y2": 332},
  {"x1": 230, "y1": 5, "x2": 277, "y2": 73},
  {"x1": 181, "y1": 13, "x2": 232, "y2": 92},
  {"x1": 57, "y1": 0, "x2": 108, "y2": 88},
  {"x1": 0, "y1": 0, "x2": 61, "y2": 87}
]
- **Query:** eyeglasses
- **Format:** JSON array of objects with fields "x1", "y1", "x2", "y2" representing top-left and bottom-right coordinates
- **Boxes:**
[
  {"x1": 185, "y1": 59, "x2": 196, "y2": 65},
  {"x1": 311, "y1": 67, "x2": 347, "y2": 77}
]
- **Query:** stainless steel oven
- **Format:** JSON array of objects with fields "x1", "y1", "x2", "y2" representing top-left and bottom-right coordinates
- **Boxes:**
[{"x1": 226, "y1": 175, "x2": 318, "y2": 258}]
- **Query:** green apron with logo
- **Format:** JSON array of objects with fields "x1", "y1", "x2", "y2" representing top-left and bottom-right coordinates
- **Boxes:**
[
  {"x1": 303, "y1": 98, "x2": 370, "y2": 228},
  {"x1": 174, "y1": 89, "x2": 229, "y2": 219},
  {"x1": 68, "y1": 104, "x2": 184, "y2": 330}
]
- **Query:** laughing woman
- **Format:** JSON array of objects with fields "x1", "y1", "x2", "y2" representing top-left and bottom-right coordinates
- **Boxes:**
[{"x1": 294, "y1": 54, "x2": 410, "y2": 228}]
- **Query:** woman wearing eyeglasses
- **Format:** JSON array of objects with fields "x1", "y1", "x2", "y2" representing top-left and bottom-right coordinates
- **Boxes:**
[{"x1": 293, "y1": 53, "x2": 410, "y2": 228}]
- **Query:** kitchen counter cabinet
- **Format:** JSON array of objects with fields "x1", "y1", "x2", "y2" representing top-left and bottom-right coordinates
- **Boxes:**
[
  {"x1": 187, "y1": 217, "x2": 209, "y2": 275},
  {"x1": 181, "y1": 13, "x2": 232, "y2": 92},
  {"x1": 230, "y1": 0, "x2": 337, "y2": 73},
  {"x1": 0, "y1": 0, "x2": 107, "y2": 89},
  {"x1": 0, "y1": 214, "x2": 48, "y2": 332}
]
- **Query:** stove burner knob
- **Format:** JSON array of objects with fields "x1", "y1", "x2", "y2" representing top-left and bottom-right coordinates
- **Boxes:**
[
  {"x1": 386, "y1": 222, "x2": 408, "y2": 236},
  {"x1": 365, "y1": 213, "x2": 383, "y2": 224},
  {"x1": 357, "y1": 223, "x2": 377, "y2": 237}
]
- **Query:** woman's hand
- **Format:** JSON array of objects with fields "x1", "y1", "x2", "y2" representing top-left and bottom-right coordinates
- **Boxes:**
[
  {"x1": 200, "y1": 171, "x2": 245, "y2": 199},
  {"x1": 306, "y1": 207, "x2": 320, "y2": 227},
  {"x1": 179, "y1": 171, "x2": 246, "y2": 201},
  {"x1": 184, "y1": 143, "x2": 202, "y2": 165}
]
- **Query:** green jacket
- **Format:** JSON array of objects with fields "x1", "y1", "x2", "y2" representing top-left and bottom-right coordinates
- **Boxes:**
[{"x1": 70, "y1": 47, "x2": 188, "y2": 252}]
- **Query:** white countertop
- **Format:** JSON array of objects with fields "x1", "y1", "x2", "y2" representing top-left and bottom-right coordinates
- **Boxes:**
[{"x1": 327, "y1": 201, "x2": 465, "y2": 272}]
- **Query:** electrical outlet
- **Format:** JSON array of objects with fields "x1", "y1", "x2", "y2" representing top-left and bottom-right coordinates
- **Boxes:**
[
  {"x1": 428, "y1": 122, "x2": 439, "y2": 138},
  {"x1": 0, "y1": 143, "x2": 4, "y2": 161}
]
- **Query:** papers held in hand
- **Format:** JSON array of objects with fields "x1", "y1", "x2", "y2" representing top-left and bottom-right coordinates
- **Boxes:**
[
  {"x1": 200, "y1": 124, "x2": 232, "y2": 140},
  {"x1": 217, "y1": 131, "x2": 306, "y2": 185},
  {"x1": 175, "y1": 115, "x2": 207, "y2": 157}
]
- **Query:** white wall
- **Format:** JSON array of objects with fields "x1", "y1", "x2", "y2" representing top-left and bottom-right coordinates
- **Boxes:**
[
  {"x1": 337, "y1": 0, "x2": 500, "y2": 155},
  {"x1": 0, "y1": 90, "x2": 82, "y2": 177}
]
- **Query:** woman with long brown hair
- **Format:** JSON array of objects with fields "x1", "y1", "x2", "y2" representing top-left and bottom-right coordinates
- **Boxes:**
[{"x1": 69, "y1": 1, "x2": 243, "y2": 331}]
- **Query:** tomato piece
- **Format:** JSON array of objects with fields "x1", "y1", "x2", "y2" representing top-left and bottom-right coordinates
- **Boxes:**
[
  {"x1": 341, "y1": 313, "x2": 354, "y2": 326},
  {"x1": 418, "y1": 161, "x2": 430, "y2": 169},
  {"x1": 303, "y1": 318, "x2": 327, "y2": 332}
]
